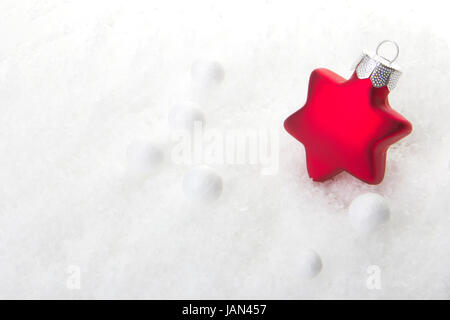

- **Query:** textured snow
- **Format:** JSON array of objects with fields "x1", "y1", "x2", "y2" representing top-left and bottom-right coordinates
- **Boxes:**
[{"x1": 0, "y1": 0, "x2": 449, "y2": 299}]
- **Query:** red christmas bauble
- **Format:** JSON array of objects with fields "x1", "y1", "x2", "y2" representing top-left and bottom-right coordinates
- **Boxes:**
[{"x1": 284, "y1": 46, "x2": 412, "y2": 185}]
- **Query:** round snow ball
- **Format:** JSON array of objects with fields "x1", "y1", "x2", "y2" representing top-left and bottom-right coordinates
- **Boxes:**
[
  {"x1": 127, "y1": 141, "x2": 164, "y2": 175},
  {"x1": 298, "y1": 249, "x2": 323, "y2": 278},
  {"x1": 348, "y1": 193, "x2": 390, "y2": 233},
  {"x1": 168, "y1": 101, "x2": 205, "y2": 132},
  {"x1": 183, "y1": 166, "x2": 223, "y2": 202},
  {"x1": 190, "y1": 60, "x2": 225, "y2": 86}
]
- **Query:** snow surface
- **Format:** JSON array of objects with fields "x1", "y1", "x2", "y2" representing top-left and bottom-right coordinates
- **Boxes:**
[{"x1": 0, "y1": 0, "x2": 449, "y2": 299}]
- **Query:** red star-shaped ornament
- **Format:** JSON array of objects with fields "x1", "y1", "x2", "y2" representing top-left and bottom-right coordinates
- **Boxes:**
[{"x1": 284, "y1": 52, "x2": 412, "y2": 185}]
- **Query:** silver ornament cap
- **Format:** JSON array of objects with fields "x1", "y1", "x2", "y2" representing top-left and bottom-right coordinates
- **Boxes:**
[{"x1": 355, "y1": 40, "x2": 402, "y2": 91}]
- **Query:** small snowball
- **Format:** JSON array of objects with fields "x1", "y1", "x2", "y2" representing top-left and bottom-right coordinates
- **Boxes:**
[
  {"x1": 348, "y1": 192, "x2": 390, "y2": 233},
  {"x1": 190, "y1": 59, "x2": 225, "y2": 86},
  {"x1": 127, "y1": 140, "x2": 164, "y2": 176},
  {"x1": 183, "y1": 166, "x2": 223, "y2": 202},
  {"x1": 298, "y1": 249, "x2": 323, "y2": 278},
  {"x1": 168, "y1": 101, "x2": 205, "y2": 132}
]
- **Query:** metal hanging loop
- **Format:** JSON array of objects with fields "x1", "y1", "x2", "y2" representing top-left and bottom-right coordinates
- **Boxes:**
[{"x1": 375, "y1": 40, "x2": 399, "y2": 64}]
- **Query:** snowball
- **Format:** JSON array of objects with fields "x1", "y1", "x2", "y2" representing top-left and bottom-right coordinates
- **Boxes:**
[
  {"x1": 168, "y1": 101, "x2": 205, "y2": 132},
  {"x1": 298, "y1": 249, "x2": 323, "y2": 278},
  {"x1": 348, "y1": 193, "x2": 390, "y2": 233},
  {"x1": 126, "y1": 140, "x2": 164, "y2": 176},
  {"x1": 190, "y1": 59, "x2": 225, "y2": 87},
  {"x1": 182, "y1": 166, "x2": 223, "y2": 202}
]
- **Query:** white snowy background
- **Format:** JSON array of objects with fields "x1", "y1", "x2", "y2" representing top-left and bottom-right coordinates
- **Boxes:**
[{"x1": 0, "y1": 0, "x2": 449, "y2": 299}]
